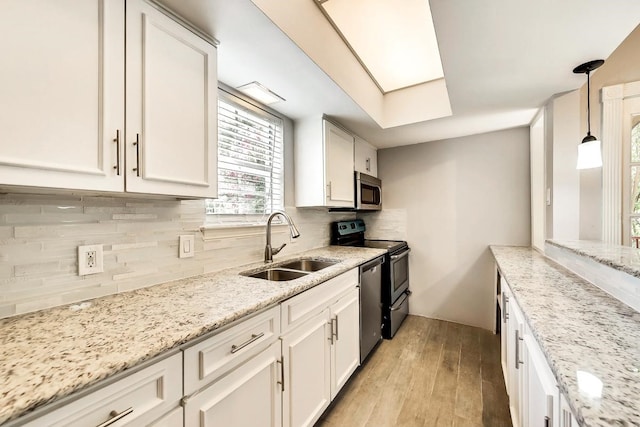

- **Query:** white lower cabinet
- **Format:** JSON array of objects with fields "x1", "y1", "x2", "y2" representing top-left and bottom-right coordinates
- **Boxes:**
[
  {"x1": 23, "y1": 353, "x2": 183, "y2": 427},
  {"x1": 150, "y1": 407, "x2": 184, "y2": 427},
  {"x1": 505, "y1": 288, "x2": 525, "y2": 427},
  {"x1": 281, "y1": 308, "x2": 332, "y2": 427},
  {"x1": 183, "y1": 341, "x2": 282, "y2": 427},
  {"x1": 501, "y1": 273, "x2": 575, "y2": 427},
  {"x1": 280, "y1": 269, "x2": 360, "y2": 427},
  {"x1": 559, "y1": 394, "x2": 579, "y2": 427},
  {"x1": 523, "y1": 333, "x2": 558, "y2": 427},
  {"x1": 330, "y1": 287, "x2": 360, "y2": 400}
]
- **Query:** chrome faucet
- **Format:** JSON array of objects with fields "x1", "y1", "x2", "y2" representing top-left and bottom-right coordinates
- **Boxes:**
[{"x1": 265, "y1": 210, "x2": 300, "y2": 262}]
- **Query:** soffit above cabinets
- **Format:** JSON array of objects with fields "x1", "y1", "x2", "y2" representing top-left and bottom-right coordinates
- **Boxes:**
[{"x1": 157, "y1": 0, "x2": 640, "y2": 148}]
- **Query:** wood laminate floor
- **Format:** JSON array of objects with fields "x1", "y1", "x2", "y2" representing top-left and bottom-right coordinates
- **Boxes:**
[{"x1": 316, "y1": 315, "x2": 512, "y2": 427}]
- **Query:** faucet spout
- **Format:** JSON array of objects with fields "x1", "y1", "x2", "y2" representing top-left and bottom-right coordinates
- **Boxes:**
[{"x1": 265, "y1": 210, "x2": 301, "y2": 263}]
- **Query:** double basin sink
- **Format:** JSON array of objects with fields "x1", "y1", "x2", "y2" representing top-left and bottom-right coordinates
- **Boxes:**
[{"x1": 241, "y1": 259, "x2": 338, "y2": 281}]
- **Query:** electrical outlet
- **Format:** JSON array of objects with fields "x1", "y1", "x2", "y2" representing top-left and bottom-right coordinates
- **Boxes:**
[{"x1": 78, "y1": 244, "x2": 104, "y2": 276}]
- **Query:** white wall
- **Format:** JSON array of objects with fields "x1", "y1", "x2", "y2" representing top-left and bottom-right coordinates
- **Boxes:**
[
  {"x1": 531, "y1": 112, "x2": 546, "y2": 251},
  {"x1": 378, "y1": 128, "x2": 531, "y2": 330},
  {"x1": 552, "y1": 90, "x2": 581, "y2": 239}
]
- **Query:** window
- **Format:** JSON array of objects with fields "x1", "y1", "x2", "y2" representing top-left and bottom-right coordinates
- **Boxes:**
[
  {"x1": 206, "y1": 90, "x2": 284, "y2": 218},
  {"x1": 628, "y1": 120, "x2": 640, "y2": 245}
]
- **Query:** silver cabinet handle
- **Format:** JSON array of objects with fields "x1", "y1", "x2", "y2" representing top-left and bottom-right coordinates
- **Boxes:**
[
  {"x1": 366, "y1": 157, "x2": 370, "y2": 171},
  {"x1": 96, "y1": 407, "x2": 133, "y2": 427},
  {"x1": 334, "y1": 317, "x2": 339, "y2": 341},
  {"x1": 230, "y1": 332, "x2": 264, "y2": 354},
  {"x1": 327, "y1": 181, "x2": 332, "y2": 199},
  {"x1": 276, "y1": 358, "x2": 284, "y2": 392},
  {"x1": 132, "y1": 133, "x2": 140, "y2": 176},
  {"x1": 327, "y1": 321, "x2": 334, "y2": 344},
  {"x1": 504, "y1": 295, "x2": 509, "y2": 321},
  {"x1": 390, "y1": 248, "x2": 411, "y2": 260},
  {"x1": 515, "y1": 329, "x2": 524, "y2": 369},
  {"x1": 113, "y1": 130, "x2": 120, "y2": 175}
]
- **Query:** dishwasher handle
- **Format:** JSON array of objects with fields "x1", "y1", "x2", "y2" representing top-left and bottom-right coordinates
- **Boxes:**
[{"x1": 360, "y1": 256, "x2": 384, "y2": 274}]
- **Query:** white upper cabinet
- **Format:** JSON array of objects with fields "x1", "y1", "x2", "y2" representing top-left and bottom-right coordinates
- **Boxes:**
[
  {"x1": 354, "y1": 136, "x2": 378, "y2": 178},
  {"x1": 295, "y1": 118, "x2": 355, "y2": 208},
  {"x1": 0, "y1": 0, "x2": 217, "y2": 199},
  {"x1": 125, "y1": 0, "x2": 217, "y2": 198},
  {"x1": 0, "y1": 0, "x2": 125, "y2": 192}
]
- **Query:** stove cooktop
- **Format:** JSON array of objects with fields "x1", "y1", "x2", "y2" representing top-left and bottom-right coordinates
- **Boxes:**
[{"x1": 363, "y1": 239, "x2": 407, "y2": 252}]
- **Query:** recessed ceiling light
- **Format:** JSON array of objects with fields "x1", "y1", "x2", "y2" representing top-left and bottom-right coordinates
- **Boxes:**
[
  {"x1": 236, "y1": 82, "x2": 285, "y2": 105},
  {"x1": 317, "y1": 0, "x2": 445, "y2": 93}
]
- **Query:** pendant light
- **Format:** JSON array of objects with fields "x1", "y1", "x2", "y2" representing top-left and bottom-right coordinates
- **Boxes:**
[{"x1": 574, "y1": 59, "x2": 604, "y2": 169}]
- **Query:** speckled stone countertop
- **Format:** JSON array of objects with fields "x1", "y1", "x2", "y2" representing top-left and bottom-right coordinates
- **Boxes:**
[
  {"x1": 491, "y1": 245, "x2": 640, "y2": 427},
  {"x1": 0, "y1": 246, "x2": 386, "y2": 425},
  {"x1": 547, "y1": 239, "x2": 640, "y2": 279}
]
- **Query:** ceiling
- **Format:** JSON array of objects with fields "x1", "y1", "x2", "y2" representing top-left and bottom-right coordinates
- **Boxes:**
[{"x1": 159, "y1": 0, "x2": 640, "y2": 149}]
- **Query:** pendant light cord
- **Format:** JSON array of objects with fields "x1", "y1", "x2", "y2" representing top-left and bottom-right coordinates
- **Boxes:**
[{"x1": 586, "y1": 70, "x2": 592, "y2": 137}]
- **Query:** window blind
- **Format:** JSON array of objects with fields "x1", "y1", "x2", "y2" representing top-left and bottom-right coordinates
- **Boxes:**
[{"x1": 206, "y1": 92, "x2": 284, "y2": 215}]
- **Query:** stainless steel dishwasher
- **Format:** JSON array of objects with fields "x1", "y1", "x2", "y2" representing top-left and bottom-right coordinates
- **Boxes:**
[{"x1": 359, "y1": 256, "x2": 384, "y2": 363}]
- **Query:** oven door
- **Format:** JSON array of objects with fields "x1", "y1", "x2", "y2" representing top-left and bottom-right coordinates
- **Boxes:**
[
  {"x1": 390, "y1": 247, "x2": 410, "y2": 303},
  {"x1": 389, "y1": 290, "x2": 410, "y2": 338}
]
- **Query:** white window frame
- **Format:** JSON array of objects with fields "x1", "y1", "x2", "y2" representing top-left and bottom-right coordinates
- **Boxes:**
[{"x1": 205, "y1": 87, "x2": 285, "y2": 227}]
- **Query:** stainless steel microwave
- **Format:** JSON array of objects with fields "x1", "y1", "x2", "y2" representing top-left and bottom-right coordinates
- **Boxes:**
[{"x1": 356, "y1": 172, "x2": 382, "y2": 211}]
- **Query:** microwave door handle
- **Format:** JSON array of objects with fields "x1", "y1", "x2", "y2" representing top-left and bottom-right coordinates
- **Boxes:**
[{"x1": 390, "y1": 248, "x2": 411, "y2": 261}]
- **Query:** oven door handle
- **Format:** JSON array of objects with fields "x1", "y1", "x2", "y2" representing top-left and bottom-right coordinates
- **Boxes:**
[
  {"x1": 390, "y1": 248, "x2": 411, "y2": 261},
  {"x1": 390, "y1": 292, "x2": 409, "y2": 311}
]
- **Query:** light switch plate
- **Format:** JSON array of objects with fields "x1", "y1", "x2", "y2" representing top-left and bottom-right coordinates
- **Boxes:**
[{"x1": 179, "y1": 235, "x2": 195, "y2": 258}]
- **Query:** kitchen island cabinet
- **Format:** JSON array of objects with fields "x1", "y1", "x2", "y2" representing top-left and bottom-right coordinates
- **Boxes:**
[{"x1": 492, "y1": 245, "x2": 640, "y2": 427}]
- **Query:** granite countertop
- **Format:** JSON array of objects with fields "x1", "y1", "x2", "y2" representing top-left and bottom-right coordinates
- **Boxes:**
[
  {"x1": 0, "y1": 246, "x2": 386, "y2": 425},
  {"x1": 491, "y1": 245, "x2": 640, "y2": 427},
  {"x1": 547, "y1": 239, "x2": 640, "y2": 279}
]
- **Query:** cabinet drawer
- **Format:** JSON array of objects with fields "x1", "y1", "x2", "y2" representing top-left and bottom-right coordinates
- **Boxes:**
[
  {"x1": 183, "y1": 306, "x2": 280, "y2": 395},
  {"x1": 281, "y1": 269, "x2": 358, "y2": 334},
  {"x1": 24, "y1": 353, "x2": 182, "y2": 427}
]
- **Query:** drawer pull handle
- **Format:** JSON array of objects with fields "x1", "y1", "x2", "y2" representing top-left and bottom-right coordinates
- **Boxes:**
[
  {"x1": 230, "y1": 332, "x2": 265, "y2": 354},
  {"x1": 96, "y1": 407, "x2": 133, "y2": 427}
]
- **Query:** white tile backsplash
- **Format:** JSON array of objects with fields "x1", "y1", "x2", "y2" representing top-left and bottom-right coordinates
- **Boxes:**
[{"x1": 0, "y1": 193, "x2": 353, "y2": 318}]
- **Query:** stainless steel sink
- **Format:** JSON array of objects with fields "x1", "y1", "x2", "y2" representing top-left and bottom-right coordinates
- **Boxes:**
[
  {"x1": 244, "y1": 268, "x2": 309, "y2": 281},
  {"x1": 278, "y1": 259, "x2": 338, "y2": 272}
]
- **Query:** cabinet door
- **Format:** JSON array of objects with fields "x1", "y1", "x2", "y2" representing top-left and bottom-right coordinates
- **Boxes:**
[
  {"x1": 560, "y1": 394, "x2": 578, "y2": 427},
  {"x1": 524, "y1": 334, "x2": 557, "y2": 427},
  {"x1": 149, "y1": 407, "x2": 183, "y2": 427},
  {"x1": 330, "y1": 288, "x2": 360, "y2": 399},
  {"x1": 354, "y1": 137, "x2": 378, "y2": 178},
  {"x1": 324, "y1": 120, "x2": 354, "y2": 207},
  {"x1": 184, "y1": 341, "x2": 282, "y2": 427},
  {"x1": 501, "y1": 282, "x2": 510, "y2": 382},
  {"x1": 126, "y1": 0, "x2": 217, "y2": 198},
  {"x1": 282, "y1": 309, "x2": 331, "y2": 427},
  {"x1": 507, "y1": 297, "x2": 525, "y2": 427},
  {"x1": 0, "y1": 0, "x2": 124, "y2": 192}
]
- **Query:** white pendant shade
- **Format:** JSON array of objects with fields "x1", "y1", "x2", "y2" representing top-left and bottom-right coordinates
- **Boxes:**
[{"x1": 576, "y1": 139, "x2": 602, "y2": 169}]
